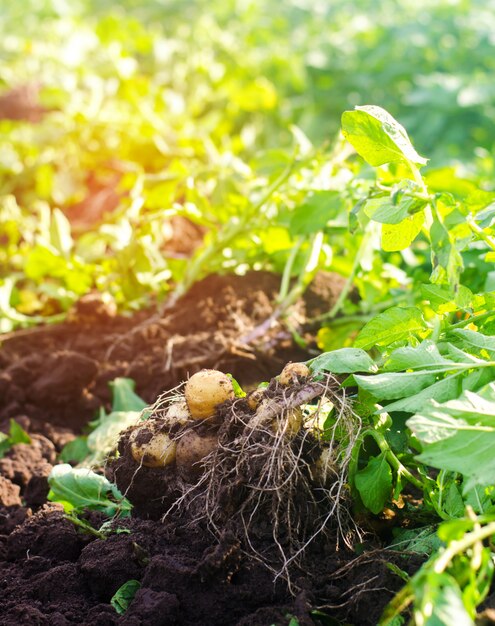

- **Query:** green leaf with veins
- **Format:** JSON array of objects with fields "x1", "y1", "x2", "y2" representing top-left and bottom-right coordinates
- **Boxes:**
[
  {"x1": 354, "y1": 451, "x2": 393, "y2": 514},
  {"x1": 354, "y1": 306, "x2": 428, "y2": 350},
  {"x1": 421, "y1": 284, "x2": 473, "y2": 314},
  {"x1": 289, "y1": 191, "x2": 342, "y2": 236},
  {"x1": 341, "y1": 105, "x2": 428, "y2": 167},
  {"x1": 384, "y1": 341, "x2": 453, "y2": 371},
  {"x1": 451, "y1": 329, "x2": 495, "y2": 358},
  {"x1": 408, "y1": 385, "x2": 495, "y2": 491},
  {"x1": 381, "y1": 211, "x2": 425, "y2": 252},
  {"x1": 381, "y1": 372, "x2": 462, "y2": 414},
  {"x1": 355, "y1": 371, "x2": 438, "y2": 401},
  {"x1": 48, "y1": 464, "x2": 132, "y2": 517},
  {"x1": 310, "y1": 348, "x2": 377, "y2": 374},
  {"x1": 111, "y1": 580, "x2": 141, "y2": 615}
]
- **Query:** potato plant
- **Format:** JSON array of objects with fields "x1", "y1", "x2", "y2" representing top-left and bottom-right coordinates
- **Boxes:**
[{"x1": 112, "y1": 365, "x2": 358, "y2": 583}]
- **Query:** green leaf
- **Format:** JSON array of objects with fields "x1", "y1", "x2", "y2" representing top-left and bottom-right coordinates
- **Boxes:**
[
  {"x1": 421, "y1": 284, "x2": 473, "y2": 314},
  {"x1": 86, "y1": 411, "x2": 141, "y2": 465},
  {"x1": 8, "y1": 419, "x2": 31, "y2": 445},
  {"x1": 59, "y1": 437, "x2": 90, "y2": 464},
  {"x1": 381, "y1": 211, "x2": 425, "y2": 252},
  {"x1": 355, "y1": 371, "x2": 437, "y2": 401},
  {"x1": 289, "y1": 191, "x2": 342, "y2": 236},
  {"x1": 382, "y1": 373, "x2": 462, "y2": 414},
  {"x1": 227, "y1": 374, "x2": 246, "y2": 398},
  {"x1": 109, "y1": 378, "x2": 147, "y2": 412},
  {"x1": 430, "y1": 218, "x2": 463, "y2": 289},
  {"x1": 354, "y1": 451, "x2": 392, "y2": 514},
  {"x1": 451, "y1": 329, "x2": 495, "y2": 358},
  {"x1": 341, "y1": 105, "x2": 428, "y2": 167},
  {"x1": 384, "y1": 341, "x2": 453, "y2": 371},
  {"x1": 0, "y1": 433, "x2": 10, "y2": 458},
  {"x1": 364, "y1": 196, "x2": 409, "y2": 225},
  {"x1": 48, "y1": 464, "x2": 132, "y2": 517},
  {"x1": 0, "y1": 419, "x2": 31, "y2": 459},
  {"x1": 408, "y1": 386, "x2": 495, "y2": 490},
  {"x1": 111, "y1": 580, "x2": 141, "y2": 615},
  {"x1": 392, "y1": 526, "x2": 442, "y2": 555},
  {"x1": 412, "y1": 572, "x2": 474, "y2": 626},
  {"x1": 310, "y1": 348, "x2": 377, "y2": 374},
  {"x1": 354, "y1": 306, "x2": 427, "y2": 350}
]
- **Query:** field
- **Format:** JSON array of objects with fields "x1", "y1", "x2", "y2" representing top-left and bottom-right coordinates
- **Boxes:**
[{"x1": 2, "y1": 1, "x2": 495, "y2": 624}]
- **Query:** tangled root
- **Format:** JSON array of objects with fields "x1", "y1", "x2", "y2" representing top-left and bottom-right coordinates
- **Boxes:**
[{"x1": 146, "y1": 372, "x2": 361, "y2": 588}]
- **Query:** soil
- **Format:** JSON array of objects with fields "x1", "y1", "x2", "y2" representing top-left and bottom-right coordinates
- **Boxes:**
[{"x1": 0, "y1": 271, "x2": 411, "y2": 625}]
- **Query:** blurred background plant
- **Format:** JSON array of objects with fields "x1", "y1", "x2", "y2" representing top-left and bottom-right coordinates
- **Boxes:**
[{"x1": 1, "y1": 0, "x2": 494, "y2": 332}]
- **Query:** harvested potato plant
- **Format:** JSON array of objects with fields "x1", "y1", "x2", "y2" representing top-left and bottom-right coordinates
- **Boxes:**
[{"x1": 111, "y1": 366, "x2": 359, "y2": 587}]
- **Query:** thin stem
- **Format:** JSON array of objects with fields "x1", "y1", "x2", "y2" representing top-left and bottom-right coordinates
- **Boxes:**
[
  {"x1": 64, "y1": 514, "x2": 107, "y2": 540},
  {"x1": 449, "y1": 310, "x2": 495, "y2": 330},
  {"x1": 325, "y1": 232, "x2": 370, "y2": 321},
  {"x1": 368, "y1": 430, "x2": 424, "y2": 491},
  {"x1": 467, "y1": 217, "x2": 495, "y2": 252},
  {"x1": 278, "y1": 237, "x2": 303, "y2": 302}
]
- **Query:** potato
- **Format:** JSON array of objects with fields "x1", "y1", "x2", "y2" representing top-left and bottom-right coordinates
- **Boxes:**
[
  {"x1": 255, "y1": 399, "x2": 303, "y2": 438},
  {"x1": 313, "y1": 447, "x2": 337, "y2": 484},
  {"x1": 274, "y1": 407, "x2": 303, "y2": 437},
  {"x1": 184, "y1": 369, "x2": 235, "y2": 420},
  {"x1": 176, "y1": 430, "x2": 218, "y2": 480},
  {"x1": 247, "y1": 388, "x2": 266, "y2": 411},
  {"x1": 279, "y1": 362, "x2": 311, "y2": 386},
  {"x1": 129, "y1": 421, "x2": 177, "y2": 468},
  {"x1": 165, "y1": 399, "x2": 191, "y2": 426}
]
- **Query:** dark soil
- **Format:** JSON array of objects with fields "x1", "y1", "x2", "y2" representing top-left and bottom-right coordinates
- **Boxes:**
[{"x1": 0, "y1": 271, "x2": 407, "y2": 626}]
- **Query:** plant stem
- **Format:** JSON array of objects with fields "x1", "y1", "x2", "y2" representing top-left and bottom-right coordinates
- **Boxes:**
[
  {"x1": 361, "y1": 429, "x2": 424, "y2": 491},
  {"x1": 64, "y1": 513, "x2": 107, "y2": 540},
  {"x1": 325, "y1": 231, "x2": 370, "y2": 321},
  {"x1": 467, "y1": 217, "x2": 495, "y2": 252}
]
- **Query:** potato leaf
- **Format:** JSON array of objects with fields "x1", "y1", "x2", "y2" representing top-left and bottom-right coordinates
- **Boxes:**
[
  {"x1": 354, "y1": 306, "x2": 427, "y2": 350},
  {"x1": 451, "y1": 329, "x2": 495, "y2": 358},
  {"x1": 110, "y1": 378, "x2": 148, "y2": 413},
  {"x1": 111, "y1": 580, "x2": 141, "y2": 615},
  {"x1": 289, "y1": 191, "x2": 342, "y2": 236},
  {"x1": 408, "y1": 385, "x2": 495, "y2": 491},
  {"x1": 86, "y1": 411, "x2": 140, "y2": 465},
  {"x1": 381, "y1": 211, "x2": 425, "y2": 252},
  {"x1": 384, "y1": 341, "x2": 453, "y2": 371},
  {"x1": 0, "y1": 419, "x2": 31, "y2": 459},
  {"x1": 48, "y1": 464, "x2": 132, "y2": 517},
  {"x1": 310, "y1": 348, "x2": 377, "y2": 374},
  {"x1": 355, "y1": 371, "x2": 438, "y2": 401},
  {"x1": 341, "y1": 105, "x2": 428, "y2": 167},
  {"x1": 381, "y1": 372, "x2": 462, "y2": 414},
  {"x1": 354, "y1": 452, "x2": 392, "y2": 514}
]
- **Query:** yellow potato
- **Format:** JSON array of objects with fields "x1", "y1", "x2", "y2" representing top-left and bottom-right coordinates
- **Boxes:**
[
  {"x1": 184, "y1": 369, "x2": 235, "y2": 420},
  {"x1": 274, "y1": 407, "x2": 303, "y2": 437},
  {"x1": 176, "y1": 429, "x2": 218, "y2": 480},
  {"x1": 165, "y1": 399, "x2": 191, "y2": 426},
  {"x1": 279, "y1": 362, "x2": 311, "y2": 386},
  {"x1": 247, "y1": 388, "x2": 266, "y2": 411},
  {"x1": 129, "y1": 422, "x2": 177, "y2": 468}
]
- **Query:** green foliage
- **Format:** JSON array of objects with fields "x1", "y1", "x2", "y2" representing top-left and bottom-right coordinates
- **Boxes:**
[
  {"x1": 59, "y1": 377, "x2": 147, "y2": 466},
  {"x1": 341, "y1": 105, "x2": 428, "y2": 168},
  {"x1": 111, "y1": 580, "x2": 141, "y2": 615},
  {"x1": 0, "y1": 419, "x2": 31, "y2": 458},
  {"x1": 47, "y1": 464, "x2": 132, "y2": 517}
]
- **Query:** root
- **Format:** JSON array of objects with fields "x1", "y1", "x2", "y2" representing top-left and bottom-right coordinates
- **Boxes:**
[{"x1": 161, "y1": 373, "x2": 360, "y2": 588}]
